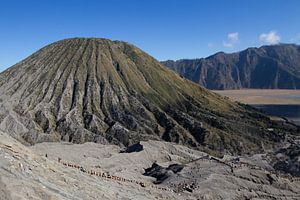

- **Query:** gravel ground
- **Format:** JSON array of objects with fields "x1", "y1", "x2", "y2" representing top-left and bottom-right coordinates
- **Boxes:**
[{"x1": 1, "y1": 131, "x2": 300, "y2": 200}]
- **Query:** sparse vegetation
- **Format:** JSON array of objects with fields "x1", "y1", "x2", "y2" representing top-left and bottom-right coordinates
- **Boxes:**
[{"x1": 0, "y1": 38, "x2": 298, "y2": 156}]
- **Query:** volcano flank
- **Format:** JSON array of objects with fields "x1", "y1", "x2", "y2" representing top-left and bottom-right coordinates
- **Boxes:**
[{"x1": 0, "y1": 38, "x2": 297, "y2": 155}]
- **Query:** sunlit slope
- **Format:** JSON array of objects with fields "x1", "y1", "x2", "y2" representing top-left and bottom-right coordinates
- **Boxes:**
[{"x1": 0, "y1": 38, "x2": 297, "y2": 155}]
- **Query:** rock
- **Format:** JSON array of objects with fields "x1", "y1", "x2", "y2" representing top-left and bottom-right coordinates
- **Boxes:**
[
  {"x1": 143, "y1": 162, "x2": 184, "y2": 184},
  {"x1": 272, "y1": 144, "x2": 300, "y2": 176},
  {"x1": 166, "y1": 164, "x2": 184, "y2": 173},
  {"x1": 120, "y1": 142, "x2": 143, "y2": 153},
  {"x1": 34, "y1": 110, "x2": 50, "y2": 133}
]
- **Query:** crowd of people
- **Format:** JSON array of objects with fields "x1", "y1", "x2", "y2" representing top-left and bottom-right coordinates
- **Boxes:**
[
  {"x1": 57, "y1": 155, "x2": 299, "y2": 196},
  {"x1": 57, "y1": 158, "x2": 175, "y2": 193}
]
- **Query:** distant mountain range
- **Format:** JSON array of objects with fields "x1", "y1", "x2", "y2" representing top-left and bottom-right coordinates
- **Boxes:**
[{"x1": 162, "y1": 44, "x2": 300, "y2": 90}]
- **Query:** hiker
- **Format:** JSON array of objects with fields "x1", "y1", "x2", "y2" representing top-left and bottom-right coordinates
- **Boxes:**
[{"x1": 80, "y1": 166, "x2": 86, "y2": 173}]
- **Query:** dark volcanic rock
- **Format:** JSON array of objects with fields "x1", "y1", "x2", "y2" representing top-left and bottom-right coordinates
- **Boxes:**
[
  {"x1": 34, "y1": 110, "x2": 50, "y2": 133},
  {"x1": 143, "y1": 162, "x2": 184, "y2": 184},
  {"x1": 166, "y1": 163, "x2": 184, "y2": 173},
  {"x1": 273, "y1": 144, "x2": 300, "y2": 177},
  {"x1": 120, "y1": 142, "x2": 143, "y2": 153},
  {"x1": 162, "y1": 44, "x2": 300, "y2": 89}
]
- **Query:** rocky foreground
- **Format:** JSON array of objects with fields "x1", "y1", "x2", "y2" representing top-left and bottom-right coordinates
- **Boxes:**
[{"x1": 1, "y1": 131, "x2": 300, "y2": 200}]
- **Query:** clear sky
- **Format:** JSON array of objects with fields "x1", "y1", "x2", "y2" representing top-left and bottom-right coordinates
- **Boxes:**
[{"x1": 0, "y1": 0, "x2": 300, "y2": 72}]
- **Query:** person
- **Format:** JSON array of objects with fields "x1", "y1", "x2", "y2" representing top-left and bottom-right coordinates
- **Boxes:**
[
  {"x1": 80, "y1": 167, "x2": 86, "y2": 173},
  {"x1": 45, "y1": 154, "x2": 48, "y2": 158}
]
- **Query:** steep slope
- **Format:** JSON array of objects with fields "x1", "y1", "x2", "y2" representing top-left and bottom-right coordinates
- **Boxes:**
[
  {"x1": 0, "y1": 38, "x2": 297, "y2": 155},
  {"x1": 162, "y1": 44, "x2": 300, "y2": 89}
]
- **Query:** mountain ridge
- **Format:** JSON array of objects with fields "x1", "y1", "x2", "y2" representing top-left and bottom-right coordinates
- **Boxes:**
[{"x1": 162, "y1": 43, "x2": 300, "y2": 89}]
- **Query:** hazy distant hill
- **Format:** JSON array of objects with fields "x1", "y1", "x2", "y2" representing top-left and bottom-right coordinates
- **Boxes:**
[{"x1": 162, "y1": 44, "x2": 300, "y2": 89}]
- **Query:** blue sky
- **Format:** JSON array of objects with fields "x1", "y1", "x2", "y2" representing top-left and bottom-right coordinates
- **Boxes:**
[{"x1": 0, "y1": 0, "x2": 300, "y2": 72}]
